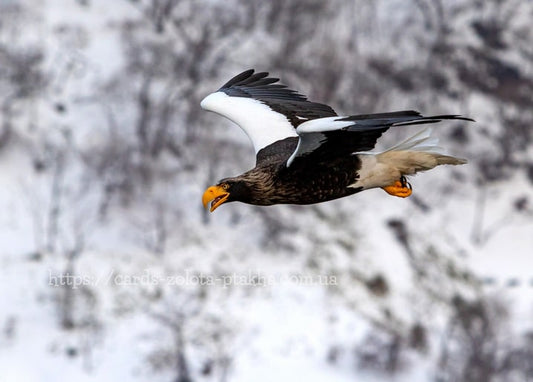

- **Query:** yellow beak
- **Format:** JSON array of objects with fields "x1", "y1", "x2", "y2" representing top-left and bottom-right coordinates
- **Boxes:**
[{"x1": 202, "y1": 185, "x2": 230, "y2": 212}]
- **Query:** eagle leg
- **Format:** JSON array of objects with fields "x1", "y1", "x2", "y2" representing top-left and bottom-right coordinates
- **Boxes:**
[{"x1": 382, "y1": 176, "x2": 412, "y2": 198}]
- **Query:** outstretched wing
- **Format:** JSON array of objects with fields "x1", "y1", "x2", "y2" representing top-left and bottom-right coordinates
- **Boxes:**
[
  {"x1": 201, "y1": 69, "x2": 337, "y2": 156},
  {"x1": 287, "y1": 111, "x2": 474, "y2": 166}
]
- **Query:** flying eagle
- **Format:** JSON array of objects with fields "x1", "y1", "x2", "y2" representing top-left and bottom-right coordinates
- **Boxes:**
[{"x1": 201, "y1": 69, "x2": 472, "y2": 212}]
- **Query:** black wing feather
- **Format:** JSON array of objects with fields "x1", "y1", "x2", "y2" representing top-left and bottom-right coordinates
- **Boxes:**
[
  {"x1": 220, "y1": 69, "x2": 255, "y2": 88},
  {"x1": 290, "y1": 111, "x2": 474, "y2": 165},
  {"x1": 218, "y1": 69, "x2": 337, "y2": 127}
]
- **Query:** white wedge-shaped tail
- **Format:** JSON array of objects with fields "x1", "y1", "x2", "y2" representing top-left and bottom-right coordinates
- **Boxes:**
[{"x1": 350, "y1": 128, "x2": 466, "y2": 190}]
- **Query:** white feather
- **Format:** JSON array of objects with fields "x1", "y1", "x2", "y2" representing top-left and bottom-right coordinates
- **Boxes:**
[
  {"x1": 200, "y1": 91, "x2": 298, "y2": 154},
  {"x1": 356, "y1": 127, "x2": 447, "y2": 155},
  {"x1": 286, "y1": 116, "x2": 353, "y2": 166},
  {"x1": 382, "y1": 127, "x2": 446, "y2": 154},
  {"x1": 295, "y1": 116, "x2": 353, "y2": 133}
]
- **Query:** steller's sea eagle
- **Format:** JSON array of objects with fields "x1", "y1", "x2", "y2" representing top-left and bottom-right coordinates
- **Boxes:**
[{"x1": 201, "y1": 69, "x2": 473, "y2": 212}]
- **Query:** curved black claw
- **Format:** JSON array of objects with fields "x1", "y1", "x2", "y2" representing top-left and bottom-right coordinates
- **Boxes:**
[{"x1": 400, "y1": 176, "x2": 412, "y2": 190}]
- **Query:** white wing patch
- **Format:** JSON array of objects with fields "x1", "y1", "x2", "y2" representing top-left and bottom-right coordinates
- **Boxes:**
[
  {"x1": 201, "y1": 91, "x2": 298, "y2": 154},
  {"x1": 295, "y1": 116, "x2": 353, "y2": 133},
  {"x1": 286, "y1": 116, "x2": 353, "y2": 166}
]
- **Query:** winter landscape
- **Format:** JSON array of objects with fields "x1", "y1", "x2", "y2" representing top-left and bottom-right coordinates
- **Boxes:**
[{"x1": 1, "y1": 0, "x2": 533, "y2": 381}]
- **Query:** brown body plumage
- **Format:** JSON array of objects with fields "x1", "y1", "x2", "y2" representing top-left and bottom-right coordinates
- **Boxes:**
[{"x1": 222, "y1": 137, "x2": 363, "y2": 206}]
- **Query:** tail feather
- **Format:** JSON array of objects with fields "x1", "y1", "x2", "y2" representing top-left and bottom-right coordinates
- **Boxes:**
[
  {"x1": 377, "y1": 128, "x2": 466, "y2": 176},
  {"x1": 434, "y1": 154, "x2": 467, "y2": 166},
  {"x1": 351, "y1": 127, "x2": 467, "y2": 191},
  {"x1": 384, "y1": 128, "x2": 442, "y2": 153}
]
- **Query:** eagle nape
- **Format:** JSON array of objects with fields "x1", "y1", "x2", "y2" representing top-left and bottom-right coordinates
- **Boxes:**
[{"x1": 200, "y1": 69, "x2": 473, "y2": 212}]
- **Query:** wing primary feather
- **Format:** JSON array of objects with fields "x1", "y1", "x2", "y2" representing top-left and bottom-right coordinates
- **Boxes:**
[
  {"x1": 338, "y1": 112, "x2": 474, "y2": 128},
  {"x1": 337, "y1": 110, "x2": 422, "y2": 121},
  {"x1": 392, "y1": 120, "x2": 441, "y2": 127},
  {"x1": 247, "y1": 78, "x2": 280, "y2": 87},
  {"x1": 238, "y1": 72, "x2": 270, "y2": 86},
  {"x1": 423, "y1": 115, "x2": 475, "y2": 122},
  {"x1": 220, "y1": 69, "x2": 255, "y2": 88}
]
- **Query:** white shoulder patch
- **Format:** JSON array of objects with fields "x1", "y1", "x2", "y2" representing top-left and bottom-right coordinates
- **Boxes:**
[
  {"x1": 201, "y1": 91, "x2": 298, "y2": 154},
  {"x1": 295, "y1": 116, "x2": 353, "y2": 134},
  {"x1": 286, "y1": 116, "x2": 353, "y2": 166}
]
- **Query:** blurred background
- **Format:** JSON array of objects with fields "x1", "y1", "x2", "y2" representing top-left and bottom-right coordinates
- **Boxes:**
[{"x1": 1, "y1": 0, "x2": 533, "y2": 381}]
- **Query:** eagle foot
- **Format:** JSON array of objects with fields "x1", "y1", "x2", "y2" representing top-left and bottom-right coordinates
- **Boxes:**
[{"x1": 382, "y1": 176, "x2": 412, "y2": 198}]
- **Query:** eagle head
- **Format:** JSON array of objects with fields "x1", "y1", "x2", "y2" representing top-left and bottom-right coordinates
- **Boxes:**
[{"x1": 202, "y1": 178, "x2": 253, "y2": 212}]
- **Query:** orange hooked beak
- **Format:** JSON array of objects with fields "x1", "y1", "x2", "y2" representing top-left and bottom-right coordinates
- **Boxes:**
[{"x1": 202, "y1": 185, "x2": 230, "y2": 212}]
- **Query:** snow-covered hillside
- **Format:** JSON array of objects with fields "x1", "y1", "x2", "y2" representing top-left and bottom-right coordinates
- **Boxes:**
[{"x1": 1, "y1": 1, "x2": 533, "y2": 381}]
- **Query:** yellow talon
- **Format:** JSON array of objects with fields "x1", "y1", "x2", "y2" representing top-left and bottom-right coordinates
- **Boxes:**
[{"x1": 382, "y1": 178, "x2": 412, "y2": 198}]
